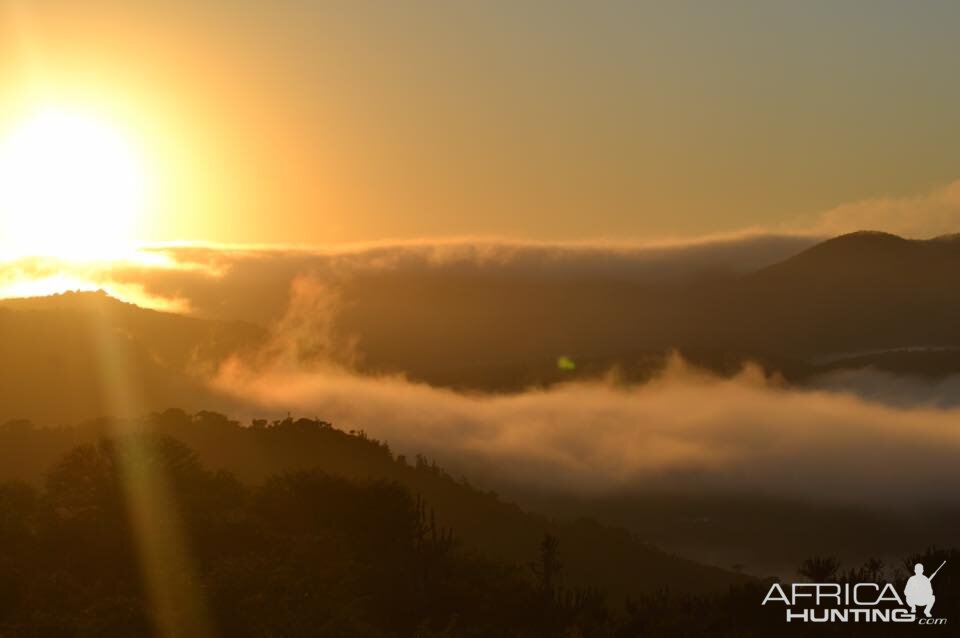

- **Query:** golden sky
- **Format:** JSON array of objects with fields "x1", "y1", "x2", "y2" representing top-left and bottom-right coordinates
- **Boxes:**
[{"x1": 1, "y1": 0, "x2": 959, "y2": 249}]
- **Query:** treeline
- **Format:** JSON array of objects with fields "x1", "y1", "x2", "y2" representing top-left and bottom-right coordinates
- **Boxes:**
[
  {"x1": 0, "y1": 433, "x2": 715, "y2": 637},
  {"x1": 0, "y1": 410, "x2": 745, "y2": 601},
  {"x1": 0, "y1": 434, "x2": 541, "y2": 636}
]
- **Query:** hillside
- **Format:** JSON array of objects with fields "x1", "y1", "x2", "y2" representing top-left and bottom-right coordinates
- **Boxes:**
[
  {"x1": 0, "y1": 291, "x2": 263, "y2": 423},
  {"x1": 723, "y1": 231, "x2": 960, "y2": 355},
  {"x1": 0, "y1": 410, "x2": 746, "y2": 601},
  {"x1": 0, "y1": 433, "x2": 593, "y2": 636}
]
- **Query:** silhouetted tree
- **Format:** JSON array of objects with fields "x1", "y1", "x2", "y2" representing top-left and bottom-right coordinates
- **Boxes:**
[{"x1": 798, "y1": 555, "x2": 841, "y2": 582}]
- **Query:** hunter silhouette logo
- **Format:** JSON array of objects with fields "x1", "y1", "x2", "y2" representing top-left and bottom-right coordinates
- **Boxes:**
[
  {"x1": 762, "y1": 559, "x2": 947, "y2": 625},
  {"x1": 905, "y1": 561, "x2": 945, "y2": 618}
]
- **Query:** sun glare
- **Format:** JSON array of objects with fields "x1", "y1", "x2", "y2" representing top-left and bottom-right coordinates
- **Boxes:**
[{"x1": 0, "y1": 106, "x2": 147, "y2": 259}]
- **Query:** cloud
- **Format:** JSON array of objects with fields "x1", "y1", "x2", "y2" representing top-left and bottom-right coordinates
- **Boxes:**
[
  {"x1": 0, "y1": 233, "x2": 819, "y2": 326},
  {"x1": 812, "y1": 366, "x2": 960, "y2": 409},
  {"x1": 805, "y1": 179, "x2": 960, "y2": 239},
  {"x1": 212, "y1": 312, "x2": 960, "y2": 509}
]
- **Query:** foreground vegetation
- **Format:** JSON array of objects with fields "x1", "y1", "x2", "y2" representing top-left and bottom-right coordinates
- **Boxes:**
[{"x1": 0, "y1": 412, "x2": 956, "y2": 636}]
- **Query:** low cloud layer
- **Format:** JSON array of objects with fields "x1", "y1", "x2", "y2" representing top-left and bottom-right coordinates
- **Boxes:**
[
  {"x1": 203, "y1": 274, "x2": 960, "y2": 509},
  {"x1": 813, "y1": 366, "x2": 960, "y2": 409},
  {"x1": 212, "y1": 345, "x2": 960, "y2": 509},
  {"x1": 1, "y1": 232, "x2": 819, "y2": 324}
]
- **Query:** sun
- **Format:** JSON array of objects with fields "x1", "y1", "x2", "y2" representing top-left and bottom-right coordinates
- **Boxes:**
[{"x1": 0, "y1": 106, "x2": 148, "y2": 260}]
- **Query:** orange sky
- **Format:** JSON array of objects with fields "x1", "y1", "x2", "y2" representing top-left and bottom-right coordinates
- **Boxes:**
[{"x1": 1, "y1": 0, "x2": 959, "y2": 248}]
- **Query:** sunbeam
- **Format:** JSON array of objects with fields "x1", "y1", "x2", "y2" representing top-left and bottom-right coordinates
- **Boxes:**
[{"x1": 86, "y1": 301, "x2": 214, "y2": 638}]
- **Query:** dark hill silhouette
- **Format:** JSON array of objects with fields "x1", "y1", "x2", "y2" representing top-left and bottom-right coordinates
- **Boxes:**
[
  {"x1": 1, "y1": 290, "x2": 265, "y2": 370},
  {"x1": 749, "y1": 230, "x2": 960, "y2": 293},
  {"x1": 0, "y1": 410, "x2": 745, "y2": 601},
  {"x1": 757, "y1": 230, "x2": 913, "y2": 275},
  {"x1": 721, "y1": 231, "x2": 960, "y2": 355}
]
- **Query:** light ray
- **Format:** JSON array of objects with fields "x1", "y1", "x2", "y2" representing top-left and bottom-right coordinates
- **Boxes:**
[{"x1": 86, "y1": 300, "x2": 214, "y2": 637}]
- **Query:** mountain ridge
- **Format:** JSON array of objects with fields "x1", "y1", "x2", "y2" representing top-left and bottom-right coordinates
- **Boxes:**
[{"x1": 5, "y1": 230, "x2": 960, "y2": 403}]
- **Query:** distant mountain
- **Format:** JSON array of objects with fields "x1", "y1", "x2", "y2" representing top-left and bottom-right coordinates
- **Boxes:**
[
  {"x1": 7, "y1": 232, "x2": 960, "y2": 415},
  {"x1": 757, "y1": 230, "x2": 960, "y2": 279},
  {"x1": 720, "y1": 231, "x2": 960, "y2": 356},
  {"x1": 325, "y1": 231, "x2": 960, "y2": 388}
]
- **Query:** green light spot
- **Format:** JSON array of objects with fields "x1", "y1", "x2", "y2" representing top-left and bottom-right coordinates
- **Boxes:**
[{"x1": 557, "y1": 355, "x2": 576, "y2": 371}]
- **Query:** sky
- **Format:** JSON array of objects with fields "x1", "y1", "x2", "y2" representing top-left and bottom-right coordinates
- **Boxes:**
[{"x1": 1, "y1": 0, "x2": 959, "y2": 246}]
